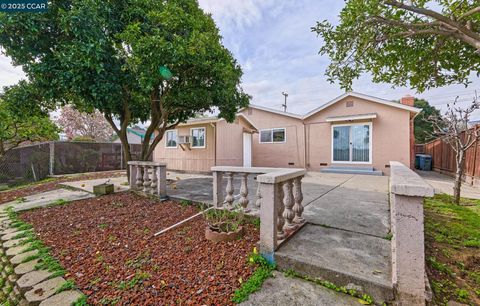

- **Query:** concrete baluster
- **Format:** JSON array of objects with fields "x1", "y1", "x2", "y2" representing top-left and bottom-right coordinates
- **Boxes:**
[
  {"x1": 292, "y1": 176, "x2": 305, "y2": 224},
  {"x1": 143, "y1": 166, "x2": 151, "y2": 193},
  {"x1": 150, "y1": 166, "x2": 158, "y2": 195},
  {"x1": 255, "y1": 183, "x2": 262, "y2": 208},
  {"x1": 225, "y1": 172, "x2": 235, "y2": 207},
  {"x1": 135, "y1": 165, "x2": 143, "y2": 189},
  {"x1": 239, "y1": 173, "x2": 249, "y2": 209},
  {"x1": 282, "y1": 179, "x2": 295, "y2": 229}
]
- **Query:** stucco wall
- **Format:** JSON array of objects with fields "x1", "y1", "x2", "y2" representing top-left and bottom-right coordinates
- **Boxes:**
[
  {"x1": 216, "y1": 119, "x2": 244, "y2": 167},
  {"x1": 153, "y1": 123, "x2": 216, "y2": 173},
  {"x1": 303, "y1": 96, "x2": 411, "y2": 175},
  {"x1": 240, "y1": 108, "x2": 306, "y2": 168}
]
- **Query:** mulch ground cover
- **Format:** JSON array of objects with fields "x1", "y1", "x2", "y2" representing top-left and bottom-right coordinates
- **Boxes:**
[
  {"x1": 0, "y1": 171, "x2": 126, "y2": 204},
  {"x1": 20, "y1": 192, "x2": 259, "y2": 305}
]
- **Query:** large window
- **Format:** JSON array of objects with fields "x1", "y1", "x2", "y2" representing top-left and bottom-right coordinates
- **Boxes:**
[
  {"x1": 259, "y1": 128, "x2": 286, "y2": 143},
  {"x1": 332, "y1": 123, "x2": 371, "y2": 163},
  {"x1": 191, "y1": 127, "x2": 206, "y2": 148},
  {"x1": 165, "y1": 130, "x2": 177, "y2": 148}
]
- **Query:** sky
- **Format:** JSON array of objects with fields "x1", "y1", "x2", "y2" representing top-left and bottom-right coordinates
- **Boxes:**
[{"x1": 1, "y1": 0, "x2": 479, "y2": 118}]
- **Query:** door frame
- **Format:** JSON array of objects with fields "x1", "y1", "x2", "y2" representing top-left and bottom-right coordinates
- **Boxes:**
[
  {"x1": 331, "y1": 122, "x2": 372, "y2": 164},
  {"x1": 243, "y1": 132, "x2": 252, "y2": 167}
]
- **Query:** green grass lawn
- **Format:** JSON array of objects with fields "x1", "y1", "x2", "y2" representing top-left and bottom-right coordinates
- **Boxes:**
[{"x1": 425, "y1": 194, "x2": 480, "y2": 305}]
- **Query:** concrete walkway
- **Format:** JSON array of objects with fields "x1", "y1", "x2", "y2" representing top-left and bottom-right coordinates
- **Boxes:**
[
  {"x1": 417, "y1": 170, "x2": 480, "y2": 199},
  {"x1": 240, "y1": 272, "x2": 360, "y2": 306},
  {"x1": 0, "y1": 189, "x2": 94, "y2": 212}
]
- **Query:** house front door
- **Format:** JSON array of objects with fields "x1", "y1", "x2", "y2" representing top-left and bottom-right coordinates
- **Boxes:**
[
  {"x1": 332, "y1": 123, "x2": 371, "y2": 164},
  {"x1": 243, "y1": 132, "x2": 252, "y2": 167}
]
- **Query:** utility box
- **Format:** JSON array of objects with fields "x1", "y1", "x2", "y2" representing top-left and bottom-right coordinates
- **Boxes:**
[
  {"x1": 416, "y1": 154, "x2": 432, "y2": 171},
  {"x1": 93, "y1": 183, "x2": 115, "y2": 196}
]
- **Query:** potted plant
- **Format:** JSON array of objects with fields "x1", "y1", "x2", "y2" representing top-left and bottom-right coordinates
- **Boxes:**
[{"x1": 204, "y1": 207, "x2": 245, "y2": 242}]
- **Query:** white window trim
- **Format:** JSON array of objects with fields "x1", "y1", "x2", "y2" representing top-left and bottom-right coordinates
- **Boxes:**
[
  {"x1": 190, "y1": 127, "x2": 206, "y2": 149},
  {"x1": 331, "y1": 122, "x2": 372, "y2": 165},
  {"x1": 165, "y1": 129, "x2": 178, "y2": 149},
  {"x1": 259, "y1": 128, "x2": 286, "y2": 144}
]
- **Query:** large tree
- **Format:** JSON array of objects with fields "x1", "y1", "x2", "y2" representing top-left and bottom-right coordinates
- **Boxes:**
[
  {"x1": 0, "y1": 82, "x2": 59, "y2": 157},
  {"x1": 414, "y1": 99, "x2": 442, "y2": 143},
  {"x1": 0, "y1": 0, "x2": 249, "y2": 164},
  {"x1": 313, "y1": 1, "x2": 480, "y2": 91},
  {"x1": 56, "y1": 105, "x2": 113, "y2": 142}
]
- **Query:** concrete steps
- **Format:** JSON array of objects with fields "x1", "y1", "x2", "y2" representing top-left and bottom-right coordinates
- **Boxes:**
[
  {"x1": 275, "y1": 224, "x2": 394, "y2": 303},
  {"x1": 320, "y1": 166, "x2": 383, "y2": 176}
]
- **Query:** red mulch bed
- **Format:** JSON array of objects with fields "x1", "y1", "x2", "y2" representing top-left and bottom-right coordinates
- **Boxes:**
[
  {"x1": 20, "y1": 192, "x2": 259, "y2": 305},
  {"x1": 0, "y1": 171, "x2": 126, "y2": 204}
]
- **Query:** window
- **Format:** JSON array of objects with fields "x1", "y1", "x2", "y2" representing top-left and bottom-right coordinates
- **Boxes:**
[
  {"x1": 259, "y1": 128, "x2": 286, "y2": 143},
  {"x1": 332, "y1": 123, "x2": 371, "y2": 163},
  {"x1": 165, "y1": 130, "x2": 177, "y2": 148},
  {"x1": 191, "y1": 127, "x2": 206, "y2": 148}
]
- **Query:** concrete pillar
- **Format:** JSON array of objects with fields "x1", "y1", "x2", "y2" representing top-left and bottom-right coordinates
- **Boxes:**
[
  {"x1": 389, "y1": 161, "x2": 434, "y2": 306},
  {"x1": 258, "y1": 182, "x2": 278, "y2": 263},
  {"x1": 212, "y1": 171, "x2": 223, "y2": 208},
  {"x1": 391, "y1": 194, "x2": 426, "y2": 305},
  {"x1": 129, "y1": 164, "x2": 137, "y2": 189},
  {"x1": 158, "y1": 165, "x2": 167, "y2": 199}
]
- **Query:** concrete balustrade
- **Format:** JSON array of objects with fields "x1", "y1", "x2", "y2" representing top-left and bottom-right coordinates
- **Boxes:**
[
  {"x1": 389, "y1": 161, "x2": 434, "y2": 306},
  {"x1": 211, "y1": 166, "x2": 306, "y2": 261},
  {"x1": 128, "y1": 161, "x2": 167, "y2": 199}
]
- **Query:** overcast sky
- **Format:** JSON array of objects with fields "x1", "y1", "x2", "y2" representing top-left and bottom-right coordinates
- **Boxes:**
[{"x1": 1, "y1": 0, "x2": 479, "y2": 117}]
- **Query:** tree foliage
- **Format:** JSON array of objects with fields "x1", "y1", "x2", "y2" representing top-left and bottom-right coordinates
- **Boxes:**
[
  {"x1": 313, "y1": 1, "x2": 480, "y2": 91},
  {"x1": 414, "y1": 99, "x2": 442, "y2": 143},
  {"x1": 0, "y1": 0, "x2": 249, "y2": 162},
  {"x1": 56, "y1": 105, "x2": 113, "y2": 142},
  {"x1": 0, "y1": 82, "x2": 59, "y2": 156}
]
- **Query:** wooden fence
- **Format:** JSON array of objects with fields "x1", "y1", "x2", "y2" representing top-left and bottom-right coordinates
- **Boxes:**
[{"x1": 416, "y1": 130, "x2": 480, "y2": 186}]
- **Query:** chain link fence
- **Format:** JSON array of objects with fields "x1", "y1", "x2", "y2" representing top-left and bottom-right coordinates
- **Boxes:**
[{"x1": 0, "y1": 141, "x2": 146, "y2": 185}]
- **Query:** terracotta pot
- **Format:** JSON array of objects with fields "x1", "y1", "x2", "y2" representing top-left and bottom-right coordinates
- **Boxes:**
[{"x1": 205, "y1": 225, "x2": 244, "y2": 242}]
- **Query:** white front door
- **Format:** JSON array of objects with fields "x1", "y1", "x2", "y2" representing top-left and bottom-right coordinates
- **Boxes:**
[
  {"x1": 332, "y1": 123, "x2": 372, "y2": 164},
  {"x1": 243, "y1": 132, "x2": 252, "y2": 167}
]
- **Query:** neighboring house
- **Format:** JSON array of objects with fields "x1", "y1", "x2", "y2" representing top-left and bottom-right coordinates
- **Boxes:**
[
  {"x1": 113, "y1": 127, "x2": 150, "y2": 145},
  {"x1": 153, "y1": 92, "x2": 421, "y2": 175}
]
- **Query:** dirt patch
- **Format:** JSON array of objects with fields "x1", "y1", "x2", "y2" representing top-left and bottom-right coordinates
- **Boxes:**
[
  {"x1": 0, "y1": 171, "x2": 125, "y2": 204},
  {"x1": 20, "y1": 192, "x2": 259, "y2": 305}
]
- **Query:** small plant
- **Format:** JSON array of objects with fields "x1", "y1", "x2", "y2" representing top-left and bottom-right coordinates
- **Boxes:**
[
  {"x1": 455, "y1": 288, "x2": 469, "y2": 302},
  {"x1": 56, "y1": 279, "x2": 76, "y2": 293},
  {"x1": 232, "y1": 248, "x2": 275, "y2": 303},
  {"x1": 73, "y1": 295, "x2": 88, "y2": 306},
  {"x1": 98, "y1": 223, "x2": 108, "y2": 229},
  {"x1": 203, "y1": 207, "x2": 244, "y2": 233},
  {"x1": 15, "y1": 197, "x2": 27, "y2": 203},
  {"x1": 180, "y1": 199, "x2": 192, "y2": 207},
  {"x1": 384, "y1": 233, "x2": 393, "y2": 241}
]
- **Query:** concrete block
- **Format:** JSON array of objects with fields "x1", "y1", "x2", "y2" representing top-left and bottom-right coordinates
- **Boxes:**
[
  {"x1": 17, "y1": 270, "x2": 53, "y2": 294},
  {"x1": 25, "y1": 277, "x2": 66, "y2": 305},
  {"x1": 10, "y1": 250, "x2": 38, "y2": 265},
  {"x1": 14, "y1": 259, "x2": 40, "y2": 276},
  {"x1": 39, "y1": 290, "x2": 83, "y2": 306},
  {"x1": 1, "y1": 230, "x2": 27, "y2": 242},
  {"x1": 6, "y1": 244, "x2": 32, "y2": 258},
  {"x1": 3, "y1": 237, "x2": 27, "y2": 248}
]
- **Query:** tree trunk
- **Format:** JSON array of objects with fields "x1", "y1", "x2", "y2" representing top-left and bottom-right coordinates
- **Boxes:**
[{"x1": 453, "y1": 150, "x2": 465, "y2": 205}]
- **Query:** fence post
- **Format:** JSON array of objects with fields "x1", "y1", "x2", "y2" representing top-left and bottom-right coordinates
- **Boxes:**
[{"x1": 49, "y1": 142, "x2": 55, "y2": 176}]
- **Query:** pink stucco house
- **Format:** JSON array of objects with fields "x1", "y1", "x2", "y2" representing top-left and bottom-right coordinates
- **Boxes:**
[{"x1": 153, "y1": 92, "x2": 421, "y2": 175}]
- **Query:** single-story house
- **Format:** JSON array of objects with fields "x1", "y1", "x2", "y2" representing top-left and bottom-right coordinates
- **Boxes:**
[{"x1": 153, "y1": 92, "x2": 421, "y2": 175}]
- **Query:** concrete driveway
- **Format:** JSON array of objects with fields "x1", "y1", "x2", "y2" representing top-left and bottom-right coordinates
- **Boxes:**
[
  {"x1": 417, "y1": 170, "x2": 480, "y2": 199},
  {"x1": 169, "y1": 171, "x2": 390, "y2": 238}
]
